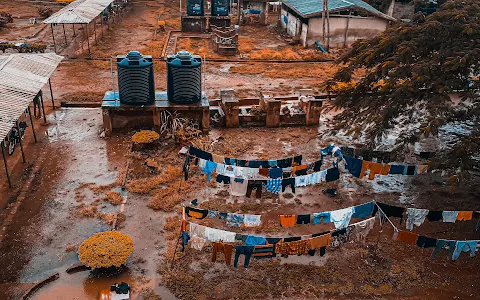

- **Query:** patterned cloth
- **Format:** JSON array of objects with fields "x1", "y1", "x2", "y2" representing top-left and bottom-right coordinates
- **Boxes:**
[
  {"x1": 226, "y1": 213, "x2": 245, "y2": 227},
  {"x1": 208, "y1": 210, "x2": 220, "y2": 219},
  {"x1": 276, "y1": 240, "x2": 308, "y2": 255},
  {"x1": 263, "y1": 179, "x2": 282, "y2": 194}
]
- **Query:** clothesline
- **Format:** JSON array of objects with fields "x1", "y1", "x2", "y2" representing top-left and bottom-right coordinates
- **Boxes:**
[
  {"x1": 184, "y1": 201, "x2": 375, "y2": 229},
  {"x1": 344, "y1": 155, "x2": 429, "y2": 180},
  {"x1": 374, "y1": 201, "x2": 399, "y2": 231},
  {"x1": 374, "y1": 202, "x2": 480, "y2": 231},
  {"x1": 199, "y1": 157, "x2": 326, "y2": 181},
  {"x1": 188, "y1": 146, "x2": 304, "y2": 168},
  {"x1": 192, "y1": 156, "x2": 340, "y2": 196},
  {"x1": 374, "y1": 202, "x2": 479, "y2": 261}
]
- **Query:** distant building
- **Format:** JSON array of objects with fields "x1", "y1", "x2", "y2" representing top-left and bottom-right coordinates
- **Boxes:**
[
  {"x1": 239, "y1": 0, "x2": 269, "y2": 25},
  {"x1": 280, "y1": 0, "x2": 396, "y2": 48}
]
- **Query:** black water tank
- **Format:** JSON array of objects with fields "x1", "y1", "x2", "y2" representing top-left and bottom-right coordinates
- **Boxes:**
[
  {"x1": 117, "y1": 51, "x2": 155, "y2": 105},
  {"x1": 187, "y1": 0, "x2": 204, "y2": 16},
  {"x1": 212, "y1": 0, "x2": 229, "y2": 16},
  {"x1": 167, "y1": 51, "x2": 202, "y2": 104}
]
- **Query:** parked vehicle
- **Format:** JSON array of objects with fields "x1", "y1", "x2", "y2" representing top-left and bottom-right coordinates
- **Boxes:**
[{"x1": 4, "y1": 121, "x2": 27, "y2": 155}]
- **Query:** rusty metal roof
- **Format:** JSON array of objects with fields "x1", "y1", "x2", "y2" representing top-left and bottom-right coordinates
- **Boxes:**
[
  {"x1": 0, "y1": 53, "x2": 63, "y2": 141},
  {"x1": 43, "y1": 0, "x2": 114, "y2": 24}
]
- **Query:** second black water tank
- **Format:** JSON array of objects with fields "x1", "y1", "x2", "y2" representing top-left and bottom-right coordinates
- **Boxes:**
[
  {"x1": 167, "y1": 51, "x2": 202, "y2": 104},
  {"x1": 212, "y1": 0, "x2": 229, "y2": 16}
]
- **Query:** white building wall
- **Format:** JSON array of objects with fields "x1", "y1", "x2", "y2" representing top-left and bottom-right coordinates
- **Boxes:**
[
  {"x1": 280, "y1": 7, "x2": 287, "y2": 29},
  {"x1": 300, "y1": 23, "x2": 308, "y2": 47},
  {"x1": 306, "y1": 16, "x2": 388, "y2": 47}
]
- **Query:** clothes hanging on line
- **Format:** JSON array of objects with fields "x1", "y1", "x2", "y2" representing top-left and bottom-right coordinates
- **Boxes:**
[{"x1": 405, "y1": 208, "x2": 429, "y2": 231}]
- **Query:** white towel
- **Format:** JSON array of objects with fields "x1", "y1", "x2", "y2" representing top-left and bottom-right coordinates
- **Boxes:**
[
  {"x1": 406, "y1": 208, "x2": 429, "y2": 230},
  {"x1": 243, "y1": 214, "x2": 261, "y2": 227},
  {"x1": 330, "y1": 207, "x2": 354, "y2": 229},
  {"x1": 204, "y1": 227, "x2": 236, "y2": 242}
]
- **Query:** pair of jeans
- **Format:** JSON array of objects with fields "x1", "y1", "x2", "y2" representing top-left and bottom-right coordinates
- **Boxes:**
[
  {"x1": 452, "y1": 241, "x2": 478, "y2": 261},
  {"x1": 234, "y1": 245, "x2": 254, "y2": 268},
  {"x1": 431, "y1": 240, "x2": 456, "y2": 260}
]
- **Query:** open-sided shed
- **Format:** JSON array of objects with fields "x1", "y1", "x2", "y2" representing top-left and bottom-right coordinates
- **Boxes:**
[{"x1": 0, "y1": 53, "x2": 63, "y2": 187}]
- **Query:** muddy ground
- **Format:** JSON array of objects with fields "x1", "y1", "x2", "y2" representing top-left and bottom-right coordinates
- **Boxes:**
[{"x1": 0, "y1": 0, "x2": 479, "y2": 299}]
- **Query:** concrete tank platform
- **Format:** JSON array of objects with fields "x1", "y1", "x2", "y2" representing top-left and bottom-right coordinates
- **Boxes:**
[{"x1": 101, "y1": 91, "x2": 210, "y2": 136}]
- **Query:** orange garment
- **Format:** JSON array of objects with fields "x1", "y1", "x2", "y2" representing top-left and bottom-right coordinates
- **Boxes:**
[
  {"x1": 279, "y1": 215, "x2": 296, "y2": 227},
  {"x1": 188, "y1": 211, "x2": 205, "y2": 220},
  {"x1": 212, "y1": 242, "x2": 233, "y2": 265},
  {"x1": 292, "y1": 165, "x2": 308, "y2": 175},
  {"x1": 396, "y1": 230, "x2": 419, "y2": 245},
  {"x1": 181, "y1": 220, "x2": 189, "y2": 231},
  {"x1": 259, "y1": 168, "x2": 269, "y2": 177},
  {"x1": 380, "y1": 164, "x2": 391, "y2": 175},
  {"x1": 307, "y1": 234, "x2": 331, "y2": 250},
  {"x1": 360, "y1": 161, "x2": 391, "y2": 180},
  {"x1": 456, "y1": 211, "x2": 473, "y2": 221}
]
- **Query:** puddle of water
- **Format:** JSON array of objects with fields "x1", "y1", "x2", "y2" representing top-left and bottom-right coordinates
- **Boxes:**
[{"x1": 33, "y1": 269, "x2": 136, "y2": 300}]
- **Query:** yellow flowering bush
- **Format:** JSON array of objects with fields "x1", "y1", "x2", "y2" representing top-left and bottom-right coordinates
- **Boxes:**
[
  {"x1": 131, "y1": 130, "x2": 160, "y2": 144},
  {"x1": 78, "y1": 231, "x2": 134, "y2": 269}
]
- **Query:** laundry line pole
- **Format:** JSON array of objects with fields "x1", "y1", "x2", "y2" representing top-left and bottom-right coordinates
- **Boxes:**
[
  {"x1": 50, "y1": 24, "x2": 57, "y2": 54},
  {"x1": 1, "y1": 141, "x2": 11, "y2": 188},
  {"x1": 15, "y1": 121, "x2": 25, "y2": 163},
  {"x1": 27, "y1": 106, "x2": 37, "y2": 143}
]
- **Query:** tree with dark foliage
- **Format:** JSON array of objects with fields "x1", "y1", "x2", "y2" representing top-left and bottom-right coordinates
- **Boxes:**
[{"x1": 329, "y1": 0, "x2": 480, "y2": 170}]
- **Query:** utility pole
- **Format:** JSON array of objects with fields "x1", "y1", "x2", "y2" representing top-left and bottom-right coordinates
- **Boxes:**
[
  {"x1": 326, "y1": 0, "x2": 330, "y2": 51},
  {"x1": 322, "y1": 0, "x2": 326, "y2": 46}
]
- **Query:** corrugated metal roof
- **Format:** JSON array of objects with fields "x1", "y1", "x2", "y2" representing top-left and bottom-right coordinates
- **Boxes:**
[
  {"x1": 283, "y1": 0, "x2": 396, "y2": 21},
  {"x1": 43, "y1": 0, "x2": 114, "y2": 24},
  {"x1": 0, "y1": 53, "x2": 63, "y2": 142}
]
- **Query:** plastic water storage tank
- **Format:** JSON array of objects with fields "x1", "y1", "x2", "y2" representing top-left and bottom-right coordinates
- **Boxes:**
[
  {"x1": 167, "y1": 51, "x2": 202, "y2": 104},
  {"x1": 186, "y1": 0, "x2": 204, "y2": 16},
  {"x1": 116, "y1": 51, "x2": 155, "y2": 105},
  {"x1": 211, "y1": 0, "x2": 229, "y2": 16}
]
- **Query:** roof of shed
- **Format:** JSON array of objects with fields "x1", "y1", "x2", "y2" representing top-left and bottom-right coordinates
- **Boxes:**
[
  {"x1": 283, "y1": 0, "x2": 396, "y2": 21},
  {"x1": 0, "y1": 53, "x2": 63, "y2": 141},
  {"x1": 43, "y1": 0, "x2": 114, "y2": 24}
]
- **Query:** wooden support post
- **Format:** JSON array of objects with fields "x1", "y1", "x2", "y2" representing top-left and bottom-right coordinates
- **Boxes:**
[
  {"x1": 93, "y1": 18, "x2": 97, "y2": 42},
  {"x1": 39, "y1": 91, "x2": 47, "y2": 124},
  {"x1": 49, "y1": 79, "x2": 55, "y2": 110},
  {"x1": 51, "y1": 24, "x2": 57, "y2": 54},
  {"x1": 100, "y1": 15, "x2": 104, "y2": 38},
  {"x1": 16, "y1": 121, "x2": 26, "y2": 163},
  {"x1": 85, "y1": 23, "x2": 91, "y2": 56},
  {"x1": 102, "y1": 108, "x2": 113, "y2": 137},
  {"x1": 27, "y1": 107, "x2": 37, "y2": 143},
  {"x1": 1, "y1": 141, "x2": 11, "y2": 188},
  {"x1": 153, "y1": 109, "x2": 161, "y2": 133},
  {"x1": 202, "y1": 107, "x2": 210, "y2": 133},
  {"x1": 72, "y1": 23, "x2": 76, "y2": 37},
  {"x1": 220, "y1": 90, "x2": 239, "y2": 128},
  {"x1": 301, "y1": 97, "x2": 323, "y2": 126},
  {"x1": 264, "y1": 98, "x2": 281, "y2": 128},
  {"x1": 62, "y1": 24, "x2": 67, "y2": 46}
]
